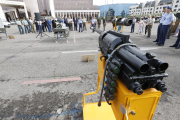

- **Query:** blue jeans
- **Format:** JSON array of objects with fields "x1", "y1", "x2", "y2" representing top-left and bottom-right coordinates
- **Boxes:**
[
  {"x1": 28, "y1": 25, "x2": 31, "y2": 32},
  {"x1": 18, "y1": 25, "x2": 24, "y2": 34},
  {"x1": 159, "y1": 25, "x2": 170, "y2": 45},
  {"x1": 47, "y1": 24, "x2": 52, "y2": 32},
  {"x1": 38, "y1": 25, "x2": 42, "y2": 34},
  {"x1": 92, "y1": 24, "x2": 95, "y2": 32},
  {"x1": 79, "y1": 23, "x2": 83, "y2": 32},
  {"x1": 24, "y1": 25, "x2": 29, "y2": 34},
  {"x1": 131, "y1": 23, "x2": 135, "y2": 32},
  {"x1": 156, "y1": 23, "x2": 162, "y2": 42},
  {"x1": 118, "y1": 25, "x2": 122, "y2": 32}
]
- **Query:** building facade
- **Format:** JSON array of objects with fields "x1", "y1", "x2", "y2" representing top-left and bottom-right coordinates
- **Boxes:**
[
  {"x1": 0, "y1": 0, "x2": 99, "y2": 21},
  {"x1": 129, "y1": 0, "x2": 178, "y2": 16},
  {"x1": 99, "y1": 3, "x2": 137, "y2": 18}
]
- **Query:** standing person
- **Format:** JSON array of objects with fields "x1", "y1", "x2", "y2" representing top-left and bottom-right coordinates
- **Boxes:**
[
  {"x1": 137, "y1": 18, "x2": 144, "y2": 35},
  {"x1": 157, "y1": 6, "x2": 174, "y2": 46},
  {"x1": 59, "y1": 17, "x2": 63, "y2": 23},
  {"x1": 78, "y1": 17, "x2": 83, "y2": 32},
  {"x1": 44, "y1": 18, "x2": 48, "y2": 32},
  {"x1": 16, "y1": 18, "x2": 24, "y2": 34},
  {"x1": 34, "y1": 20, "x2": 39, "y2": 32},
  {"x1": 82, "y1": 16, "x2": 87, "y2": 31},
  {"x1": 167, "y1": 15, "x2": 176, "y2": 39},
  {"x1": 103, "y1": 17, "x2": 106, "y2": 31},
  {"x1": 169, "y1": 26, "x2": 180, "y2": 49},
  {"x1": 73, "y1": 17, "x2": 78, "y2": 31},
  {"x1": 97, "y1": 17, "x2": 101, "y2": 29},
  {"x1": 52, "y1": 17, "x2": 56, "y2": 29},
  {"x1": 146, "y1": 14, "x2": 152, "y2": 38},
  {"x1": 22, "y1": 17, "x2": 29, "y2": 34},
  {"x1": 118, "y1": 25, "x2": 122, "y2": 32},
  {"x1": 130, "y1": 16, "x2": 136, "y2": 33},
  {"x1": 68, "y1": 17, "x2": 73, "y2": 31},
  {"x1": 29, "y1": 18, "x2": 35, "y2": 33},
  {"x1": 41, "y1": 18, "x2": 45, "y2": 32},
  {"x1": 47, "y1": 17, "x2": 52, "y2": 32},
  {"x1": 153, "y1": 6, "x2": 167, "y2": 42},
  {"x1": 26, "y1": 18, "x2": 31, "y2": 33},
  {"x1": 64, "y1": 16, "x2": 68, "y2": 27},
  {"x1": 91, "y1": 17, "x2": 95, "y2": 33}
]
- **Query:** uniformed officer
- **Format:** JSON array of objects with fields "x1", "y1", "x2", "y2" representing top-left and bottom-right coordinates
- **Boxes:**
[
  {"x1": 153, "y1": 6, "x2": 167, "y2": 42},
  {"x1": 157, "y1": 6, "x2": 174, "y2": 46},
  {"x1": 47, "y1": 17, "x2": 52, "y2": 32}
]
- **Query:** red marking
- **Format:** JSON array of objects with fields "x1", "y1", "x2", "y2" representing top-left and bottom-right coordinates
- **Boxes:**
[{"x1": 22, "y1": 77, "x2": 81, "y2": 85}]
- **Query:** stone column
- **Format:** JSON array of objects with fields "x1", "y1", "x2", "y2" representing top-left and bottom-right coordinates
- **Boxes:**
[
  {"x1": 24, "y1": 0, "x2": 39, "y2": 19},
  {"x1": 0, "y1": 5, "x2": 6, "y2": 20},
  {"x1": 49, "y1": 0, "x2": 55, "y2": 18}
]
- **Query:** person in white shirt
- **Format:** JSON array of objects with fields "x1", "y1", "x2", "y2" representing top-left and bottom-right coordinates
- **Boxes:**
[
  {"x1": 91, "y1": 17, "x2": 95, "y2": 33},
  {"x1": 16, "y1": 18, "x2": 24, "y2": 34},
  {"x1": 130, "y1": 16, "x2": 136, "y2": 33},
  {"x1": 137, "y1": 18, "x2": 144, "y2": 35},
  {"x1": 29, "y1": 17, "x2": 35, "y2": 33}
]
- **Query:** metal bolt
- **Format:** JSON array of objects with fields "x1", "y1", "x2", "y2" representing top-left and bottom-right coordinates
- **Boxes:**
[{"x1": 131, "y1": 111, "x2": 136, "y2": 115}]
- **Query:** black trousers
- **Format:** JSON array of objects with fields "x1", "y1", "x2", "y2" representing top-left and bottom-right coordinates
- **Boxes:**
[
  {"x1": 44, "y1": 24, "x2": 48, "y2": 32},
  {"x1": 42, "y1": 24, "x2": 45, "y2": 32},
  {"x1": 145, "y1": 25, "x2": 148, "y2": 35}
]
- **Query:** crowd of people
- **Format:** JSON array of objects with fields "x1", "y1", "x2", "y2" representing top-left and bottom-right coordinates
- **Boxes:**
[
  {"x1": 15, "y1": 16, "x2": 106, "y2": 34},
  {"x1": 130, "y1": 6, "x2": 180, "y2": 49}
]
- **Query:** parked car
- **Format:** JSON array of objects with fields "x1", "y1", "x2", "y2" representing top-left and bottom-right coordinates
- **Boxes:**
[
  {"x1": 2, "y1": 19, "x2": 11, "y2": 28},
  {"x1": 10, "y1": 20, "x2": 16, "y2": 25},
  {"x1": 155, "y1": 16, "x2": 161, "y2": 23}
]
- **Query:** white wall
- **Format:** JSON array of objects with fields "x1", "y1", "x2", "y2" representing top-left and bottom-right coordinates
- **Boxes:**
[
  {"x1": 0, "y1": 5, "x2": 6, "y2": 20},
  {"x1": 23, "y1": 0, "x2": 39, "y2": 19}
]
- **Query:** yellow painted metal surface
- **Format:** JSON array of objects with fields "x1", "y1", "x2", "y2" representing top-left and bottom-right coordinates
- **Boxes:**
[
  {"x1": 97, "y1": 53, "x2": 162, "y2": 120},
  {"x1": 83, "y1": 53, "x2": 162, "y2": 120},
  {"x1": 83, "y1": 102, "x2": 116, "y2": 120}
]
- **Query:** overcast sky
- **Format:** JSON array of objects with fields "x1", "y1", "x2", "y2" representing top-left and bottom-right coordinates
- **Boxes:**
[{"x1": 93, "y1": 0, "x2": 155, "y2": 5}]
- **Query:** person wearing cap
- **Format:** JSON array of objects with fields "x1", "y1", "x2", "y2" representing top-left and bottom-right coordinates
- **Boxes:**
[
  {"x1": 130, "y1": 16, "x2": 136, "y2": 33},
  {"x1": 169, "y1": 29, "x2": 180, "y2": 49},
  {"x1": 26, "y1": 18, "x2": 31, "y2": 33},
  {"x1": 16, "y1": 18, "x2": 24, "y2": 34},
  {"x1": 91, "y1": 17, "x2": 95, "y2": 33},
  {"x1": 157, "y1": 6, "x2": 174, "y2": 46},
  {"x1": 153, "y1": 6, "x2": 167, "y2": 42}
]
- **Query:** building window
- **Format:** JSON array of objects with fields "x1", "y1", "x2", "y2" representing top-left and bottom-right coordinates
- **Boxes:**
[
  {"x1": 175, "y1": 5, "x2": 178, "y2": 8},
  {"x1": 156, "y1": 8, "x2": 158, "y2": 10},
  {"x1": 160, "y1": 7, "x2": 162, "y2": 9},
  {"x1": 178, "y1": 9, "x2": 180, "y2": 11},
  {"x1": 174, "y1": 9, "x2": 177, "y2": 12},
  {"x1": 156, "y1": 11, "x2": 158, "y2": 13},
  {"x1": 176, "y1": 0, "x2": 179, "y2": 3},
  {"x1": 151, "y1": 8, "x2": 152, "y2": 10}
]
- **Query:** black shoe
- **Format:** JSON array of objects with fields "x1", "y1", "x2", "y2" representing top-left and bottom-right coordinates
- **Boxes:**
[
  {"x1": 176, "y1": 45, "x2": 180, "y2": 49},
  {"x1": 130, "y1": 32, "x2": 133, "y2": 33},
  {"x1": 147, "y1": 36, "x2": 150, "y2": 38},
  {"x1": 169, "y1": 45, "x2": 177, "y2": 47},
  {"x1": 158, "y1": 44, "x2": 164, "y2": 46},
  {"x1": 153, "y1": 41, "x2": 158, "y2": 42},
  {"x1": 156, "y1": 42, "x2": 160, "y2": 45}
]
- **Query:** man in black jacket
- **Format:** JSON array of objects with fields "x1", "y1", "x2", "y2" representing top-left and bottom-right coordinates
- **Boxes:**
[{"x1": 103, "y1": 17, "x2": 106, "y2": 31}]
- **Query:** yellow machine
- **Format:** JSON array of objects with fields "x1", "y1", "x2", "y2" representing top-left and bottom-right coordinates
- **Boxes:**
[
  {"x1": 112, "y1": 21, "x2": 124, "y2": 33},
  {"x1": 83, "y1": 53, "x2": 162, "y2": 120}
]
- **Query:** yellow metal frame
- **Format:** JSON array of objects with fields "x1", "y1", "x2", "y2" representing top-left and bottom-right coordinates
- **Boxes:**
[
  {"x1": 112, "y1": 21, "x2": 124, "y2": 32},
  {"x1": 83, "y1": 53, "x2": 162, "y2": 120}
]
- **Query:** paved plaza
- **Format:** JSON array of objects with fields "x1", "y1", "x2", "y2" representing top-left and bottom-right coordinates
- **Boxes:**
[{"x1": 0, "y1": 23, "x2": 180, "y2": 120}]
